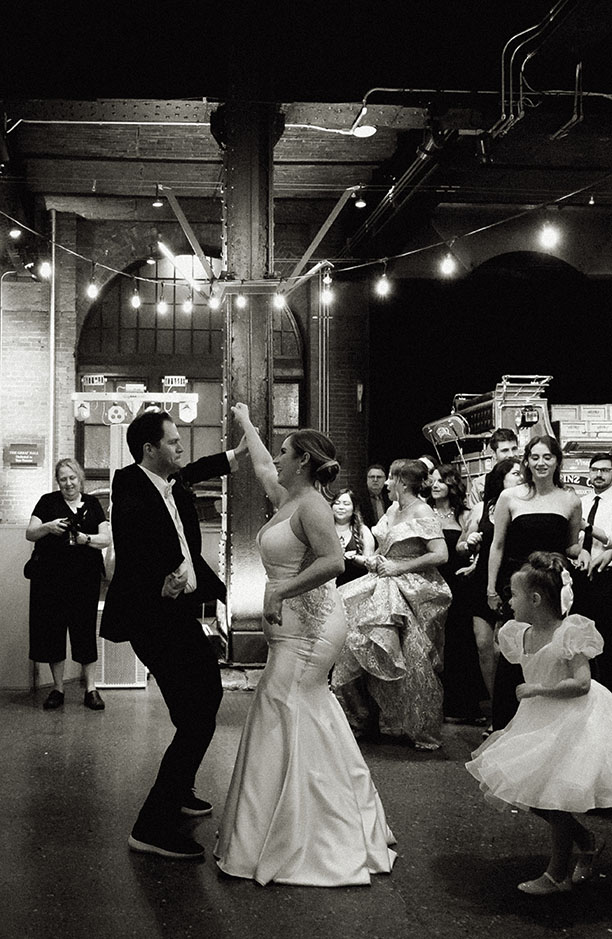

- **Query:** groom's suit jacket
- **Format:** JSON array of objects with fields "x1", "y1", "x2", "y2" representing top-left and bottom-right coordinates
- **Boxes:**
[{"x1": 100, "y1": 453, "x2": 230, "y2": 643}]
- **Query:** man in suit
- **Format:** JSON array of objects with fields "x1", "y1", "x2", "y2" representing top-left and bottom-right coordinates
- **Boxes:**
[
  {"x1": 575, "y1": 452, "x2": 612, "y2": 690},
  {"x1": 101, "y1": 409, "x2": 245, "y2": 859},
  {"x1": 360, "y1": 464, "x2": 392, "y2": 531}
]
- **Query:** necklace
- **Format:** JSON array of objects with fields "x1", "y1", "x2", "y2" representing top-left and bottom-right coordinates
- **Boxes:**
[{"x1": 433, "y1": 506, "x2": 455, "y2": 519}]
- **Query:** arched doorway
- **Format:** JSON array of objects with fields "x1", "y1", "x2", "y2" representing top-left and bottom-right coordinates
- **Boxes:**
[{"x1": 76, "y1": 253, "x2": 304, "y2": 516}]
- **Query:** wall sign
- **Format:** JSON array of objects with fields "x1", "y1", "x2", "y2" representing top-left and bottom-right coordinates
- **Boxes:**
[{"x1": 3, "y1": 442, "x2": 44, "y2": 468}]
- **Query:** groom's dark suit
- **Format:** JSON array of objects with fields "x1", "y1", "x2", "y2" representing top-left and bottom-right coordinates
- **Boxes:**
[{"x1": 101, "y1": 452, "x2": 230, "y2": 838}]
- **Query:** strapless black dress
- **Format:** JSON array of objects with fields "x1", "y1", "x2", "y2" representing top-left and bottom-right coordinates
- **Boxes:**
[{"x1": 492, "y1": 513, "x2": 570, "y2": 730}]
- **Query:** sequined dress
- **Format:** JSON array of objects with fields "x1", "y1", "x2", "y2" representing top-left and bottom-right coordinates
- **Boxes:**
[
  {"x1": 332, "y1": 513, "x2": 452, "y2": 743},
  {"x1": 215, "y1": 515, "x2": 396, "y2": 886}
]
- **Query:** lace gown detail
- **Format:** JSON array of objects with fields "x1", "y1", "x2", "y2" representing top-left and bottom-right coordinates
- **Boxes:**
[
  {"x1": 215, "y1": 516, "x2": 396, "y2": 886},
  {"x1": 332, "y1": 514, "x2": 451, "y2": 742},
  {"x1": 467, "y1": 616, "x2": 612, "y2": 812}
]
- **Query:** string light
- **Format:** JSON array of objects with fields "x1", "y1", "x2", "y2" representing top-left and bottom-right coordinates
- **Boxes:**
[
  {"x1": 352, "y1": 190, "x2": 367, "y2": 209},
  {"x1": 439, "y1": 253, "x2": 458, "y2": 277},
  {"x1": 152, "y1": 185, "x2": 163, "y2": 208},
  {"x1": 38, "y1": 260, "x2": 52, "y2": 279},
  {"x1": 539, "y1": 222, "x2": 561, "y2": 250},
  {"x1": 86, "y1": 261, "x2": 99, "y2": 299},
  {"x1": 8, "y1": 227, "x2": 21, "y2": 239},
  {"x1": 374, "y1": 262, "x2": 391, "y2": 297},
  {"x1": 235, "y1": 292, "x2": 247, "y2": 309},
  {"x1": 272, "y1": 292, "x2": 285, "y2": 309},
  {"x1": 182, "y1": 292, "x2": 194, "y2": 314},
  {"x1": 209, "y1": 294, "x2": 221, "y2": 310},
  {"x1": 321, "y1": 267, "x2": 334, "y2": 304},
  {"x1": 130, "y1": 283, "x2": 141, "y2": 309},
  {"x1": 588, "y1": 194, "x2": 595, "y2": 205},
  {"x1": 156, "y1": 284, "x2": 168, "y2": 315}
]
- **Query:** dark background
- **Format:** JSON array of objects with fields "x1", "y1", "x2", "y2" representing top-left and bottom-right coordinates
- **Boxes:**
[{"x1": 3, "y1": 1, "x2": 611, "y2": 462}]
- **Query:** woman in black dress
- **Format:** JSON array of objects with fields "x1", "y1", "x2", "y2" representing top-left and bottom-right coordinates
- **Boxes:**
[
  {"x1": 429, "y1": 465, "x2": 486, "y2": 723},
  {"x1": 26, "y1": 458, "x2": 110, "y2": 710},
  {"x1": 486, "y1": 436, "x2": 588, "y2": 729},
  {"x1": 331, "y1": 489, "x2": 375, "y2": 586},
  {"x1": 460, "y1": 457, "x2": 523, "y2": 699}
]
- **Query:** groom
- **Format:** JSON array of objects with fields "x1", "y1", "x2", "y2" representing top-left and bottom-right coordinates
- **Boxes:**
[{"x1": 101, "y1": 409, "x2": 245, "y2": 859}]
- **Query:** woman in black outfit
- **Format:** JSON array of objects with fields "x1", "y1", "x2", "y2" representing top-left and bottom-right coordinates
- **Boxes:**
[
  {"x1": 331, "y1": 489, "x2": 376, "y2": 586},
  {"x1": 486, "y1": 436, "x2": 588, "y2": 729},
  {"x1": 26, "y1": 458, "x2": 110, "y2": 710}
]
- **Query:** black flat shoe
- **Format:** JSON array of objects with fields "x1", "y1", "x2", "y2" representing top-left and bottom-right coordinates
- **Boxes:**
[
  {"x1": 128, "y1": 829, "x2": 205, "y2": 859},
  {"x1": 43, "y1": 690, "x2": 64, "y2": 710},
  {"x1": 84, "y1": 690, "x2": 105, "y2": 710}
]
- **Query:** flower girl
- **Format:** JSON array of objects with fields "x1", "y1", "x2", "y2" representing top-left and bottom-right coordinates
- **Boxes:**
[{"x1": 466, "y1": 551, "x2": 612, "y2": 895}]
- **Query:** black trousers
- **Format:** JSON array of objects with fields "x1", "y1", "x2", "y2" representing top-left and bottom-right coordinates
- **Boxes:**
[
  {"x1": 130, "y1": 611, "x2": 223, "y2": 834},
  {"x1": 572, "y1": 568, "x2": 612, "y2": 692}
]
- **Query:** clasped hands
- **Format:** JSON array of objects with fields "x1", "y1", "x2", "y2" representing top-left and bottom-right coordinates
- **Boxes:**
[{"x1": 162, "y1": 565, "x2": 189, "y2": 599}]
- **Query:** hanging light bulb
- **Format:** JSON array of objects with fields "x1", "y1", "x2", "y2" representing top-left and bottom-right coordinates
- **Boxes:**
[
  {"x1": 130, "y1": 283, "x2": 141, "y2": 309},
  {"x1": 182, "y1": 292, "x2": 194, "y2": 314},
  {"x1": 8, "y1": 227, "x2": 22, "y2": 239},
  {"x1": 86, "y1": 261, "x2": 99, "y2": 299},
  {"x1": 38, "y1": 260, "x2": 52, "y2": 279},
  {"x1": 321, "y1": 267, "x2": 333, "y2": 304},
  {"x1": 539, "y1": 222, "x2": 561, "y2": 250},
  {"x1": 156, "y1": 284, "x2": 168, "y2": 315},
  {"x1": 439, "y1": 253, "x2": 458, "y2": 277},
  {"x1": 152, "y1": 184, "x2": 164, "y2": 208},
  {"x1": 235, "y1": 292, "x2": 247, "y2": 309},
  {"x1": 354, "y1": 190, "x2": 366, "y2": 209},
  {"x1": 588, "y1": 194, "x2": 595, "y2": 206},
  {"x1": 209, "y1": 294, "x2": 221, "y2": 310},
  {"x1": 272, "y1": 292, "x2": 285, "y2": 310},
  {"x1": 375, "y1": 271, "x2": 391, "y2": 297}
]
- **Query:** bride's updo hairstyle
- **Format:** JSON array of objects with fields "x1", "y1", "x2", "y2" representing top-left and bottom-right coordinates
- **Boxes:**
[
  {"x1": 389, "y1": 459, "x2": 426, "y2": 496},
  {"x1": 516, "y1": 551, "x2": 570, "y2": 617},
  {"x1": 289, "y1": 429, "x2": 340, "y2": 488}
]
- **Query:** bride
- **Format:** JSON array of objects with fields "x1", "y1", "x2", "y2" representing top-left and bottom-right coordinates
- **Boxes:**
[{"x1": 215, "y1": 403, "x2": 396, "y2": 886}]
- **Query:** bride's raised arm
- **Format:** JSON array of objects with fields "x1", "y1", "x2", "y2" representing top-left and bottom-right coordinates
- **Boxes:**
[{"x1": 231, "y1": 402, "x2": 286, "y2": 508}]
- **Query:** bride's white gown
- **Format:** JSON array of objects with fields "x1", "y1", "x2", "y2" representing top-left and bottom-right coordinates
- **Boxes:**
[{"x1": 215, "y1": 515, "x2": 396, "y2": 886}]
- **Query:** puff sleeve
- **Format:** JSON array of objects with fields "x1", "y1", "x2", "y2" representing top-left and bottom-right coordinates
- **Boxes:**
[
  {"x1": 497, "y1": 620, "x2": 528, "y2": 665},
  {"x1": 560, "y1": 615, "x2": 604, "y2": 660}
]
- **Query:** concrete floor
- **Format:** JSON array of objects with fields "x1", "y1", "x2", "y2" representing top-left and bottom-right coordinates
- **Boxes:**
[{"x1": 1, "y1": 676, "x2": 610, "y2": 939}]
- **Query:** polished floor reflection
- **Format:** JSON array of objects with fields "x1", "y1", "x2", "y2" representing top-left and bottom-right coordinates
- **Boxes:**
[{"x1": 1, "y1": 677, "x2": 610, "y2": 939}]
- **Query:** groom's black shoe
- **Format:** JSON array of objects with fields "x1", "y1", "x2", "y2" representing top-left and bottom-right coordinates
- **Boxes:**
[
  {"x1": 181, "y1": 790, "x2": 213, "y2": 817},
  {"x1": 128, "y1": 827, "x2": 205, "y2": 859}
]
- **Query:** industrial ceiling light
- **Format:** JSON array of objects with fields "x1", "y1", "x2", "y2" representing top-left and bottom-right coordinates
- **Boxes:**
[
  {"x1": 352, "y1": 189, "x2": 367, "y2": 209},
  {"x1": 350, "y1": 105, "x2": 377, "y2": 138},
  {"x1": 152, "y1": 185, "x2": 164, "y2": 208}
]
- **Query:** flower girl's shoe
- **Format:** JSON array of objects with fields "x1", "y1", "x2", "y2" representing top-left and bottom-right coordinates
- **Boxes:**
[
  {"x1": 518, "y1": 872, "x2": 572, "y2": 895},
  {"x1": 572, "y1": 838, "x2": 606, "y2": 884}
]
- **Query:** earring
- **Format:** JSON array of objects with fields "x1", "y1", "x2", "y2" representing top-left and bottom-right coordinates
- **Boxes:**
[{"x1": 296, "y1": 468, "x2": 302, "y2": 476}]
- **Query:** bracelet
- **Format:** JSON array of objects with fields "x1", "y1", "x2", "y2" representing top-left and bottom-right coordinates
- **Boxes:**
[{"x1": 487, "y1": 592, "x2": 499, "y2": 598}]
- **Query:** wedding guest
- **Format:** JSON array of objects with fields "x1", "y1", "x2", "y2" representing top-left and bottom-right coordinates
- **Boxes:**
[
  {"x1": 486, "y1": 435, "x2": 588, "y2": 729},
  {"x1": 333, "y1": 459, "x2": 451, "y2": 749},
  {"x1": 469, "y1": 428, "x2": 518, "y2": 507},
  {"x1": 25, "y1": 458, "x2": 110, "y2": 711},
  {"x1": 429, "y1": 465, "x2": 486, "y2": 723},
  {"x1": 331, "y1": 488, "x2": 376, "y2": 586},
  {"x1": 360, "y1": 464, "x2": 391, "y2": 530}
]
